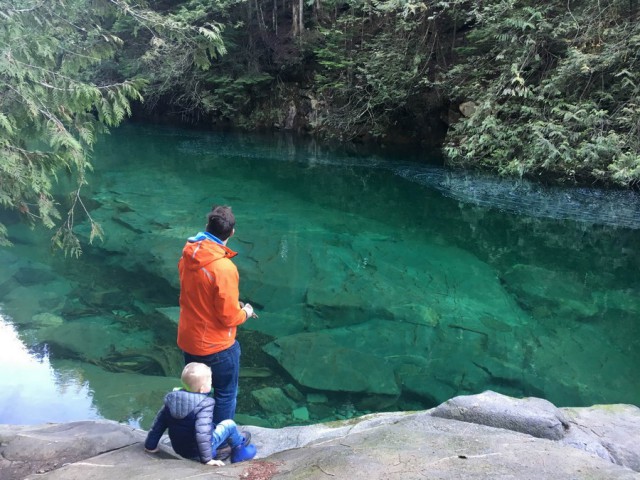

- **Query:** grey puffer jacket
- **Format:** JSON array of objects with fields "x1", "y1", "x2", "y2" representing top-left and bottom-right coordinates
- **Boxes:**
[{"x1": 144, "y1": 389, "x2": 215, "y2": 463}]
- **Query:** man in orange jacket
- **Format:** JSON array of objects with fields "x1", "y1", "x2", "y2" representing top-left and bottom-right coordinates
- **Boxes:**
[{"x1": 177, "y1": 205, "x2": 257, "y2": 425}]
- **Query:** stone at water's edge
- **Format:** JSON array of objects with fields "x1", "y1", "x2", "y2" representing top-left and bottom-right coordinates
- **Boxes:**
[
  {"x1": 562, "y1": 404, "x2": 640, "y2": 472},
  {"x1": 1, "y1": 391, "x2": 639, "y2": 480},
  {"x1": 430, "y1": 390, "x2": 571, "y2": 440},
  {"x1": 0, "y1": 420, "x2": 143, "y2": 480},
  {"x1": 429, "y1": 391, "x2": 640, "y2": 471}
]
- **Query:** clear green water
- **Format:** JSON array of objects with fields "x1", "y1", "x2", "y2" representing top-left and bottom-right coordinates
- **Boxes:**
[{"x1": 1, "y1": 123, "x2": 639, "y2": 429}]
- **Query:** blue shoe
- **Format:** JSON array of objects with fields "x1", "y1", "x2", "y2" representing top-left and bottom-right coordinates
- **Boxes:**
[
  {"x1": 214, "y1": 433, "x2": 251, "y2": 461},
  {"x1": 230, "y1": 443, "x2": 256, "y2": 463},
  {"x1": 213, "y1": 444, "x2": 231, "y2": 461}
]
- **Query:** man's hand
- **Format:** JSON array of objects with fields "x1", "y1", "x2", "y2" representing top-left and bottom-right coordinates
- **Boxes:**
[
  {"x1": 206, "y1": 459, "x2": 225, "y2": 466},
  {"x1": 242, "y1": 303, "x2": 258, "y2": 319}
]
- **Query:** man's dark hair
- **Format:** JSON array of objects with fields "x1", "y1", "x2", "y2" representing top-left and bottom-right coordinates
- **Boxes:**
[{"x1": 206, "y1": 205, "x2": 235, "y2": 241}]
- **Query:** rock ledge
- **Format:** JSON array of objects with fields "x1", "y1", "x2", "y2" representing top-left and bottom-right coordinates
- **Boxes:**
[{"x1": 1, "y1": 391, "x2": 639, "y2": 479}]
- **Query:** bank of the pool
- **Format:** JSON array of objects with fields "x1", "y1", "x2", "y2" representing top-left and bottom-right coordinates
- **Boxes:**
[{"x1": 2, "y1": 391, "x2": 639, "y2": 480}]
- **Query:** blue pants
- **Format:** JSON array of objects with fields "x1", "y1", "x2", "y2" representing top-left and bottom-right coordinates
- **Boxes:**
[
  {"x1": 211, "y1": 419, "x2": 244, "y2": 451},
  {"x1": 184, "y1": 340, "x2": 241, "y2": 425}
]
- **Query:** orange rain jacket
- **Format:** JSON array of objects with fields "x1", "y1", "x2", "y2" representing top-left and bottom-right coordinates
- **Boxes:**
[{"x1": 177, "y1": 232, "x2": 248, "y2": 356}]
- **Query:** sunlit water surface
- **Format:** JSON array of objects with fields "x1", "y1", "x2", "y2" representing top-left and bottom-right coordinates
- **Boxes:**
[{"x1": 1, "y1": 123, "x2": 639, "y2": 429}]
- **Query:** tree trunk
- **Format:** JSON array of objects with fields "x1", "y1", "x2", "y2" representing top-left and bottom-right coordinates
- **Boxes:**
[
  {"x1": 255, "y1": 0, "x2": 266, "y2": 31},
  {"x1": 292, "y1": 0, "x2": 299, "y2": 37},
  {"x1": 299, "y1": 0, "x2": 304, "y2": 33},
  {"x1": 273, "y1": 0, "x2": 278, "y2": 34}
]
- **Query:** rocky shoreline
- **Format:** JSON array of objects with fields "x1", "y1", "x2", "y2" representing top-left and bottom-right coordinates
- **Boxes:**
[{"x1": 2, "y1": 391, "x2": 639, "y2": 479}]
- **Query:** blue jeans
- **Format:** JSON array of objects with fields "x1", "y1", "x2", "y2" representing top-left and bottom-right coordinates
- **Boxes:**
[
  {"x1": 211, "y1": 419, "x2": 244, "y2": 451},
  {"x1": 184, "y1": 341, "x2": 241, "y2": 425}
]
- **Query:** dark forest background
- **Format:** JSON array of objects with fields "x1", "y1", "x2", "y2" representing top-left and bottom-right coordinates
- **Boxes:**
[{"x1": 1, "y1": 0, "x2": 639, "y2": 248}]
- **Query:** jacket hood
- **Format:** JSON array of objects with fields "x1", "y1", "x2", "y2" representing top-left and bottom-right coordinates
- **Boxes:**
[
  {"x1": 181, "y1": 232, "x2": 237, "y2": 271},
  {"x1": 163, "y1": 389, "x2": 210, "y2": 419}
]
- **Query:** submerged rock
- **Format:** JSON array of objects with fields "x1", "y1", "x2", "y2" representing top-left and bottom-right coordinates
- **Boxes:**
[
  {"x1": 263, "y1": 332, "x2": 401, "y2": 396},
  {"x1": 501, "y1": 264, "x2": 599, "y2": 321},
  {"x1": 251, "y1": 387, "x2": 296, "y2": 415},
  {"x1": 240, "y1": 366, "x2": 273, "y2": 378},
  {"x1": 14, "y1": 266, "x2": 57, "y2": 286},
  {"x1": 29, "y1": 313, "x2": 65, "y2": 328},
  {"x1": 292, "y1": 406, "x2": 310, "y2": 421}
]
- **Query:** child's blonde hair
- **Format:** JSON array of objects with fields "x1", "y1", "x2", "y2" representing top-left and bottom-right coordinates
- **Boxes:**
[{"x1": 181, "y1": 362, "x2": 212, "y2": 392}]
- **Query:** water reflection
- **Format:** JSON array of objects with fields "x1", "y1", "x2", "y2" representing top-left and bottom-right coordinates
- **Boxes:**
[{"x1": 0, "y1": 312, "x2": 100, "y2": 424}]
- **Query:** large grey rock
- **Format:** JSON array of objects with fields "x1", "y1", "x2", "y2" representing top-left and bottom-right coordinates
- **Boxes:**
[
  {"x1": 562, "y1": 404, "x2": 640, "y2": 471},
  {"x1": 3, "y1": 392, "x2": 640, "y2": 480},
  {"x1": 427, "y1": 392, "x2": 640, "y2": 474},
  {"x1": 429, "y1": 390, "x2": 570, "y2": 440},
  {"x1": 0, "y1": 420, "x2": 144, "y2": 479},
  {"x1": 240, "y1": 413, "x2": 640, "y2": 479},
  {"x1": 5, "y1": 408, "x2": 639, "y2": 480}
]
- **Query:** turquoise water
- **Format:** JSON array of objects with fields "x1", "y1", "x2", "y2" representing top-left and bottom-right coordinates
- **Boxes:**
[{"x1": 1, "y1": 123, "x2": 639, "y2": 429}]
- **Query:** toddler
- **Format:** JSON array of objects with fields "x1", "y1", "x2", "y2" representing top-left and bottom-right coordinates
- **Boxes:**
[{"x1": 144, "y1": 362, "x2": 256, "y2": 465}]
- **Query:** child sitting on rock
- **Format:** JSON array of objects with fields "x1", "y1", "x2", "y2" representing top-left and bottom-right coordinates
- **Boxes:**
[{"x1": 144, "y1": 362, "x2": 256, "y2": 466}]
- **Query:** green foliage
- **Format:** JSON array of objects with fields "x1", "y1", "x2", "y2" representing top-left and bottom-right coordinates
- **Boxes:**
[
  {"x1": 441, "y1": 0, "x2": 640, "y2": 186},
  {"x1": 0, "y1": 0, "x2": 133, "y2": 253},
  {"x1": 0, "y1": 0, "x2": 224, "y2": 253},
  {"x1": 111, "y1": 0, "x2": 229, "y2": 117},
  {"x1": 314, "y1": 26, "x2": 356, "y2": 90},
  {"x1": 311, "y1": 0, "x2": 439, "y2": 139},
  {"x1": 3, "y1": 0, "x2": 635, "y2": 213},
  {"x1": 196, "y1": 73, "x2": 274, "y2": 121}
]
